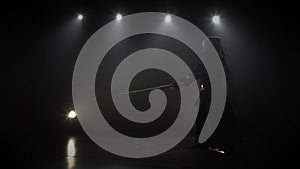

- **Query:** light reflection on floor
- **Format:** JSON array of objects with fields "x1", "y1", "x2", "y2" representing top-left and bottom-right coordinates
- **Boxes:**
[
  {"x1": 66, "y1": 137, "x2": 77, "y2": 168},
  {"x1": 58, "y1": 135, "x2": 230, "y2": 169}
]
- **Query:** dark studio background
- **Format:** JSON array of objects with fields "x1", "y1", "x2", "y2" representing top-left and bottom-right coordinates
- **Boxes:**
[{"x1": 2, "y1": 0, "x2": 299, "y2": 168}]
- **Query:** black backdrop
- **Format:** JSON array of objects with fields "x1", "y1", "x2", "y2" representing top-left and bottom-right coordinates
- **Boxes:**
[{"x1": 3, "y1": 0, "x2": 299, "y2": 167}]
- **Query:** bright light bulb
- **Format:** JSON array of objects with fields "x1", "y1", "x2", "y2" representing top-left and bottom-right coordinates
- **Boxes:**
[
  {"x1": 77, "y1": 14, "x2": 83, "y2": 20},
  {"x1": 165, "y1": 15, "x2": 171, "y2": 22},
  {"x1": 68, "y1": 110, "x2": 77, "y2": 118},
  {"x1": 116, "y1": 13, "x2": 122, "y2": 21},
  {"x1": 212, "y1": 15, "x2": 220, "y2": 24}
]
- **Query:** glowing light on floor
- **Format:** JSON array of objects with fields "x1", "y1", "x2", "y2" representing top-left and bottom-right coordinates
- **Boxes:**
[
  {"x1": 68, "y1": 110, "x2": 77, "y2": 119},
  {"x1": 77, "y1": 14, "x2": 83, "y2": 20},
  {"x1": 116, "y1": 13, "x2": 122, "y2": 21},
  {"x1": 165, "y1": 14, "x2": 171, "y2": 22},
  {"x1": 212, "y1": 15, "x2": 220, "y2": 24},
  {"x1": 209, "y1": 147, "x2": 225, "y2": 154}
]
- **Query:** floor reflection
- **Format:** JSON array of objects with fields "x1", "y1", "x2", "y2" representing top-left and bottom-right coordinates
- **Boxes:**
[
  {"x1": 57, "y1": 136, "x2": 230, "y2": 168},
  {"x1": 66, "y1": 137, "x2": 77, "y2": 168}
]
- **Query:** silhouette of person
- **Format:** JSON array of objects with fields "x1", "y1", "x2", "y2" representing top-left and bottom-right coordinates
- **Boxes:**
[{"x1": 192, "y1": 37, "x2": 241, "y2": 152}]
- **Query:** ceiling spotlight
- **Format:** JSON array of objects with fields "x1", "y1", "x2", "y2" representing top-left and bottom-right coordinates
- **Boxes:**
[
  {"x1": 165, "y1": 14, "x2": 171, "y2": 22},
  {"x1": 212, "y1": 15, "x2": 220, "y2": 24},
  {"x1": 116, "y1": 13, "x2": 122, "y2": 21},
  {"x1": 77, "y1": 14, "x2": 83, "y2": 20},
  {"x1": 68, "y1": 110, "x2": 77, "y2": 119}
]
